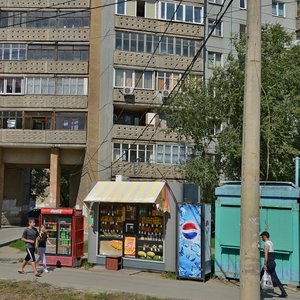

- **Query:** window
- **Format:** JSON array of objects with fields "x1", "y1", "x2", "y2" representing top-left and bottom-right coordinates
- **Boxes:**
[
  {"x1": 113, "y1": 143, "x2": 154, "y2": 163},
  {"x1": 55, "y1": 112, "x2": 86, "y2": 130},
  {"x1": 57, "y1": 45, "x2": 89, "y2": 61},
  {"x1": 209, "y1": 0, "x2": 223, "y2": 4},
  {"x1": 26, "y1": 77, "x2": 88, "y2": 95},
  {"x1": 208, "y1": 19, "x2": 222, "y2": 37},
  {"x1": 114, "y1": 69, "x2": 153, "y2": 89},
  {"x1": 136, "y1": 0, "x2": 146, "y2": 17},
  {"x1": 0, "y1": 11, "x2": 90, "y2": 28},
  {"x1": 159, "y1": 2, "x2": 203, "y2": 24},
  {"x1": 0, "y1": 44, "x2": 27, "y2": 60},
  {"x1": 24, "y1": 112, "x2": 52, "y2": 130},
  {"x1": 157, "y1": 72, "x2": 181, "y2": 91},
  {"x1": 240, "y1": 0, "x2": 247, "y2": 9},
  {"x1": 272, "y1": 1, "x2": 285, "y2": 17},
  {"x1": 0, "y1": 112, "x2": 23, "y2": 129},
  {"x1": 156, "y1": 144, "x2": 192, "y2": 164},
  {"x1": 116, "y1": 0, "x2": 126, "y2": 15},
  {"x1": 208, "y1": 51, "x2": 222, "y2": 69},
  {"x1": 239, "y1": 24, "x2": 246, "y2": 38},
  {"x1": 0, "y1": 78, "x2": 24, "y2": 94},
  {"x1": 115, "y1": 31, "x2": 200, "y2": 57},
  {"x1": 27, "y1": 45, "x2": 55, "y2": 61}
]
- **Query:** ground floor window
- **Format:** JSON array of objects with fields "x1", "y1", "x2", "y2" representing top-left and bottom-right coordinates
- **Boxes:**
[{"x1": 98, "y1": 203, "x2": 164, "y2": 262}]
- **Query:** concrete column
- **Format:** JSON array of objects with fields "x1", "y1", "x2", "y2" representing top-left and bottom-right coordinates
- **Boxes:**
[
  {"x1": 69, "y1": 166, "x2": 82, "y2": 208},
  {"x1": 0, "y1": 149, "x2": 4, "y2": 228},
  {"x1": 49, "y1": 148, "x2": 61, "y2": 208}
]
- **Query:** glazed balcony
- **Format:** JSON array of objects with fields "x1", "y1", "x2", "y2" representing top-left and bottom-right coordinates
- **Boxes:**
[
  {"x1": 0, "y1": 95, "x2": 88, "y2": 109},
  {"x1": 112, "y1": 124, "x2": 184, "y2": 143},
  {"x1": 112, "y1": 161, "x2": 183, "y2": 180},
  {"x1": 115, "y1": 15, "x2": 204, "y2": 38},
  {"x1": 0, "y1": 28, "x2": 89, "y2": 42},
  {"x1": 0, "y1": 0, "x2": 90, "y2": 8},
  {"x1": 0, "y1": 61, "x2": 88, "y2": 75},
  {"x1": 114, "y1": 50, "x2": 203, "y2": 72},
  {"x1": 0, "y1": 129, "x2": 86, "y2": 145}
]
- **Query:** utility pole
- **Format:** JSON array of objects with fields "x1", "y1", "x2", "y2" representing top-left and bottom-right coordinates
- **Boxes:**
[{"x1": 240, "y1": 0, "x2": 261, "y2": 299}]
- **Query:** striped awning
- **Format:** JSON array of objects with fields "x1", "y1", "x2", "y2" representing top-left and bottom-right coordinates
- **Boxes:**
[{"x1": 84, "y1": 181, "x2": 169, "y2": 212}]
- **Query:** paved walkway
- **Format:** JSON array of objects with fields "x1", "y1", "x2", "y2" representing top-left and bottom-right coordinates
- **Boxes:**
[
  {"x1": 0, "y1": 226, "x2": 24, "y2": 246},
  {"x1": 0, "y1": 259, "x2": 299, "y2": 300}
]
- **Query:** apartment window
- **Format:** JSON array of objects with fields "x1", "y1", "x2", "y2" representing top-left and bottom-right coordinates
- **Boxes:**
[
  {"x1": 27, "y1": 45, "x2": 55, "y2": 61},
  {"x1": 0, "y1": 44, "x2": 27, "y2": 60},
  {"x1": 209, "y1": 0, "x2": 223, "y2": 4},
  {"x1": 55, "y1": 112, "x2": 86, "y2": 130},
  {"x1": 115, "y1": 31, "x2": 200, "y2": 57},
  {"x1": 208, "y1": 19, "x2": 222, "y2": 37},
  {"x1": 27, "y1": 11, "x2": 57, "y2": 28},
  {"x1": 24, "y1": 112, "x2": 52, "y2": 130},
  {"x1": 0, "y1": 112, "x2": 23, "y2": 129},
  {"x1": 239, "y1": 24, "x2": 247, "y2": 38},
  {"x1": 157, "y1": 72, "x2": 181, "y2": 91},
  {"x1": 57, "y1": 45, "x2": 89, "y2": 61},
  {"x1": 137, "y1": 0, "x2": 146, "y2": 17},
  {"x1": 113, "y1": 143, "x2": 154, "y2": 163},
  {"x1": 159, "y1": 2, "x2": 203, "y2": 24},
  {"x1": 240, "y1": 0, "x2": 247, "y2": 9},
  {"x1": 26, "y1": 77, "x2": 55, "y2": 94},
  {"x1": 26, "y1": 77, "x2": 87, "y2": 95},
  {"x1": 208, "y1": 51, "x2": 222, "y2": 69},
  {"x1": 156, "y1": 144, "x2": 192, "y2": 164},
  {"x1": 0, "y1": 11, "x2": 27, "y2": 28},
  {"x1": 0, "y1": 78, "x2": 24, "y2": 94},
  {"x1": 272, "y1": 1, "x2": 285, "y2": 17},
  {"x1": 114, "y1": 69, "x2": 153, "y2": 89},
  {"x1": 58, "y1": 11, "x2": 90, "y2": 28},
  {"x1": 116, "y1": 0, "x2": 126, "y2": 15}
]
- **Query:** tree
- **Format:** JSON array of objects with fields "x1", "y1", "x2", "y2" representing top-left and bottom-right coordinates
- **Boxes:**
[
  {"x1": 30, "y1": 168, "x2": 50, "y2": 198},
  {"x1": 163, "y1": 24, "x2": 300, "y2": 201}
]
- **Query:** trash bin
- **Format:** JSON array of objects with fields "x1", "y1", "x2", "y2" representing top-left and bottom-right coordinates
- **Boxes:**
[{"x1": 215, "y1": 182, "x2": 299, "y2": 285}]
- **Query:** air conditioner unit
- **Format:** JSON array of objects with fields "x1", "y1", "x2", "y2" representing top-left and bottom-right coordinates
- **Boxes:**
[
  {"x1": 162, "y1": 90, "x2": 170, "y2": 98},
  {"x1": 123, "y1": 87, "x2": 134, "y2": 96}
]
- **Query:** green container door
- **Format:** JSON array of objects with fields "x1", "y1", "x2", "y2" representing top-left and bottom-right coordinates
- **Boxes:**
[{"x1": 215, "y1": 182, "x2": 300, "y2": 285}]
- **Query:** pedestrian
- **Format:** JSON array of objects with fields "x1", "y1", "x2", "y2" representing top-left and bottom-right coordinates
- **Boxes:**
[
  {"x1": 18, "y1": 218, "x2": 40, "y2": 277},
  {"x1": 260, "y1": 231, "x2": 287, "y2": 298},
  {"x1": 36, "y1": 224, "x2": 51, "y2": 273}
]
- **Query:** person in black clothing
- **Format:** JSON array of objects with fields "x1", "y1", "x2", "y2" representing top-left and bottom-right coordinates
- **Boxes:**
[
  {"x1": 36, "y1": 224, "x2": 51, "y2": 272},
  {"x1": 18, "y1": 218, "x2": 40, "y2": 276}
]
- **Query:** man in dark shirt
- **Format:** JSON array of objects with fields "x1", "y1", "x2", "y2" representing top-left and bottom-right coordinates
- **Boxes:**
[{"x1": 18, "y1": 218, "x2": 40, "y2": 276}]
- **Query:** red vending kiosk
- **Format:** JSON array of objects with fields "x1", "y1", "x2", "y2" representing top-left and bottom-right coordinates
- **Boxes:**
[{"x1": 39, "y1": 208, "x2": 84, "y2": 267}]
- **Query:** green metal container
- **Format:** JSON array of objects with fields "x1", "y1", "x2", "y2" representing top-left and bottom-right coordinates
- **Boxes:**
[{"x1": 215, "y1": 182, "x2": 300, "y2": 285}]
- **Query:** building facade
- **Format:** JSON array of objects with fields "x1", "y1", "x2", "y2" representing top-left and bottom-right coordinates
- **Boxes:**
[
  {"x1": 205, "y1": 0, "x2": 297, "y2": 79},
  {"x1": 0, "y1": 0, "x2": 90, "y2": 224}
]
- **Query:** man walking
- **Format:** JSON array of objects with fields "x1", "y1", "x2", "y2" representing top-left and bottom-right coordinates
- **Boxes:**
[
  {"x1": 18, "y1": 218, "x2": 40, "y2": 276},
  {"x1": 260, "y1": 231, "x2": 287, "y2": 298}
]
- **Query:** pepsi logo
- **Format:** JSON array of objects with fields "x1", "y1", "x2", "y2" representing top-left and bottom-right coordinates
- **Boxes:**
[{"x1": 182, "y1": 222, "x2": 199, "y2": 240}]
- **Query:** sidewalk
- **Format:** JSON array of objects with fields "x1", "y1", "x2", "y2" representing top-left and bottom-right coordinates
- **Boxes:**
[
  {"x1": 0, "y1": 259, "x2": 299, "y2": 300},
  {"x1": 0, "y1": 226, "x2": 24, "y2": 246}
]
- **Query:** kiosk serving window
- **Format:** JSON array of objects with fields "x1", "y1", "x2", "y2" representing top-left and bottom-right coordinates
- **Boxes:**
[{"x1": 98, "y1": 203, "x2": 164, "y2": 262}]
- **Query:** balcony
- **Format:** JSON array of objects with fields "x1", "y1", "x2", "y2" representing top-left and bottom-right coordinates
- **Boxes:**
[
  {"x1": 114, "y1": 50, "x2": 203, "y2": 72},
  {"x1": 0, "y1": 0, "x2": 90, "y2": 8},
  {"x1": 0, "y1": 61, "x2": 88, "y2": 75},
  {"x1": 112, "y1": 124, "x2": 184, "y2": 143},
  {"x1": 113, "y1": 88, "x2": 163, "y2": 106},
  {"x1": 0, "y1": 95, "x2": 88, "y2": 109},
  {"x1": 0, "y1": 129, "x2": 86, "y2": 145},
  {"x1": 112, "y1": 161, "x2": 183, "y2": 180},
  {"x1": 115, "y1": 15, "x2": 204, "y2": 38},
  {"x1": 0, "y1": 28, "x2": 89, "y2": 42}
]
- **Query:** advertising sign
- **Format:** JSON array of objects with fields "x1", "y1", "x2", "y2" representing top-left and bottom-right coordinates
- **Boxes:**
[
  {"x1": 124, "y1": 236, "x2": 136, "y2": 258},
  {"x1": 178, "y1": 204, "x2": 202, "y2": 280}
]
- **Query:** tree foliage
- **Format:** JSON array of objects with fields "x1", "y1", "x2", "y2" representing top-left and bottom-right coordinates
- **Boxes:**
[{"x1": 163, "y1": 25, "x2": 300, "y2": 201}]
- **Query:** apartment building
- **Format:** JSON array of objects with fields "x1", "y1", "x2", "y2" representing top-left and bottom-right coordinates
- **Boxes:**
[
  {"x1": 78, "y1": 0, "x2": 205, "y2": 200},
  {"x1": 205, "y1": 0, "x2": 297, "y2": 79},
  {"x1": 0, "y1": 0, "x2": 90, "y2": 223}
]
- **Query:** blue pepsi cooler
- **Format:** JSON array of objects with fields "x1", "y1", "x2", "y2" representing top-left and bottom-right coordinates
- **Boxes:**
[{"x1": 177, "y1": 203, "x2": 211, "y2": 281}]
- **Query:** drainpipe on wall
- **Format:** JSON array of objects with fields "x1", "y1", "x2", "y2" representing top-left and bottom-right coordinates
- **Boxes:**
[{"x1": 294, "y1": 157, "x2": 299, "y2": 187}]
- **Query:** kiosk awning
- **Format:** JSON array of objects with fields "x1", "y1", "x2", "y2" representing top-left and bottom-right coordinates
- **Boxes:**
[{"x1": 84, "y1": 181, "x2": 169, "y2": 212}]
